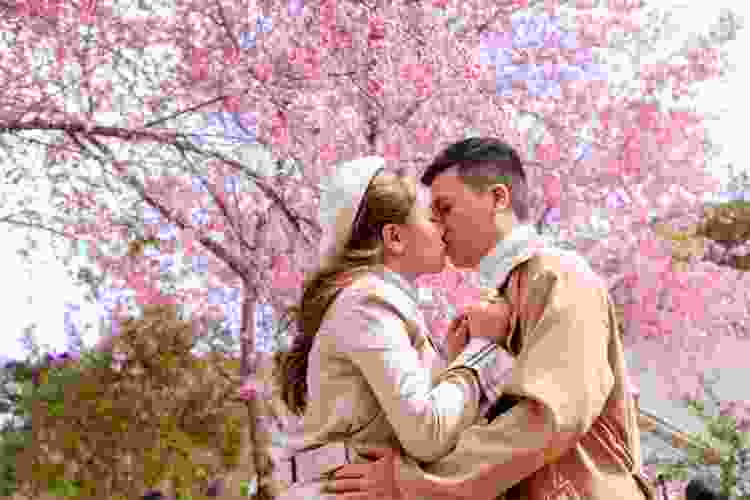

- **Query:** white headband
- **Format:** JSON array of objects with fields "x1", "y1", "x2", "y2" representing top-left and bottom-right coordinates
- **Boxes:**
[{"x1": 317, "y1": 156, "x2": 386, "y2": 269}]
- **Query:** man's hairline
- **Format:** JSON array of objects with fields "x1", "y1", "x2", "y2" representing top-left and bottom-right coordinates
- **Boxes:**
[{"x1": 424, "y1": 164, "x2": 511, "y2": 203}]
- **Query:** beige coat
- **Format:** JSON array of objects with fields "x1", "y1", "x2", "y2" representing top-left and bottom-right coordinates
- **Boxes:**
[
  {"x1": 276, "y1": 266, "x2": 507, "y2": 500},
  {"x1": 396, "y1": 245, "x2": 656, "y2": 500}
]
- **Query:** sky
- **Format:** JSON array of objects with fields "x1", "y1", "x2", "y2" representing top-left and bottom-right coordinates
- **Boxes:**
[{"x1": 1, "y1": 1, "x2": 748, "y2": 433}]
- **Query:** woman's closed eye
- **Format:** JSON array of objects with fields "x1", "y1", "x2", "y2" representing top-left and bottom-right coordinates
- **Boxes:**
[{"x1": 434, "y1": 205, "x2": 450, "y2": 217}]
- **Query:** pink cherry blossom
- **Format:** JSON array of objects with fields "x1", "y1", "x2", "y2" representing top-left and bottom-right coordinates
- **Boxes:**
[{"x1": 20, "y1": 0, "x2": 738, "y2": 442}]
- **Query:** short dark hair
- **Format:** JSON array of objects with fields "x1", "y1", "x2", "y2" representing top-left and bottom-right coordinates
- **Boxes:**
[{"x1": 420, "y1": 137, "x2": 529, "y2": 222}]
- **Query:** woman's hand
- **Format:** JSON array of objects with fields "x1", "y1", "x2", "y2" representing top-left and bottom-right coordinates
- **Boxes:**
[{"x1": 463, "y1": 299, "x2": 512, "y2": 344}]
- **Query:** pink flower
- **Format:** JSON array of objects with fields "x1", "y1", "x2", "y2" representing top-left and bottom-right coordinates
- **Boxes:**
[
  {"x1": 414, "y1": 126, "x2": 433, "y2": 147},
  {"x1": 318, "y1": 143, "x2": 338, "y2": 163},
  {"x1": 239, "y1": 382, "x2": 258, "y2": 401},
  {"x1": 464, "y1": 63, "x2": 481, "y2": 80},
  {"x1": 367, "y1": 79, "x2": 384, "y2": 97},
  {"x1": 542, "y1": 173, "x2": 562, "y2": 206},
  {"x1": 368, "y1": 16, "x2": 386, "y2": 42},
  {"x1": 254, "y1": 63, "x2": 273, "y2": 82}
]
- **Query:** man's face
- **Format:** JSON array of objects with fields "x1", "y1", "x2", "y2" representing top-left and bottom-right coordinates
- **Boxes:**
[{"x1": 429, "y1": 171, "x2": 500, "y2": 269}]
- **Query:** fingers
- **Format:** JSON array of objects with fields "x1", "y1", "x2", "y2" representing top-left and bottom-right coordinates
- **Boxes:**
[
  {"x1": 333, "y1": 464, "x2": 367, "y2": 478},
  {"x1": 448, "y1": 315, "x2": 466, "y2": 332},
  {"x1": 457, "y1": 320, "x2": 469, "y2": 338},
  {"x1": 323, "y1": 478, "x2": 366, "y2": 494},
  {"x1": 357, "y1": 445, "x2": 396, "y2": 460}
]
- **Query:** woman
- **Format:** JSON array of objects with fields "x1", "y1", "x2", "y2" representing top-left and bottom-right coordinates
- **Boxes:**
[{"x1": 273, "y1": 157, "x2": 513, "y2": 499}]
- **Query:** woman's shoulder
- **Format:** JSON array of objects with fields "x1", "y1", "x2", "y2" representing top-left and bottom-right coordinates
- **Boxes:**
[{"x1": 328, "y1": 271, "x2": 414, "y2": 319}]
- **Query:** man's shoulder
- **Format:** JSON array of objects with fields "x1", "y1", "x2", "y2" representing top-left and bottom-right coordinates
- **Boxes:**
[{"x1": 527, "y1": 246, "x2": 606, "y2": 290}]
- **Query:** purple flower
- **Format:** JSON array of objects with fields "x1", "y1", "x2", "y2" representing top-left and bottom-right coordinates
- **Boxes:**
[
  {"x1": 559, "y1": 31, "x2": 577, "y2": 49},
  {"x1": 256, "y1": 15, "x2": 273, "y2": 33},
  {"x1": 208, "y1": 287, "x2": 225, "y2": 306},
  {"x1": 606, "y1": 190, "x2": 627, "y2": 209},
  {"x1": 239, "y1": 31, "x2": 257, "y2": 49},
  {"x1": 224, "y1": 176, "x2": 241, "y2": 193},
  {"x1": 192, "y1": 255, "x2": 209, "y2": 274},
  {"x1": 544, "y1": 207, "x2": 561, "y2": 225},
  {"x1": 559, "y1": 63, "x2": 586, "y2": 81},
  {"x1": 288, "y1": 0, "x2": 303, "y2": 17},
  {"x1": 479, "y1": 32, "x2": 512, "y2": 66},
  {"x1": 225, "y1": 287, "x2": 240, "y2": 303},
  {"x1": 143, "y1": 206, "x2": 161, "y2": 225},
  {"x1": 159, "y1": 256, "x2": 174, "y2": 274},
  {"x1": 0, "y1": 354, "x2": 14, "y2": 370},
  {"x1": 206, "y1": 478, "x2": 224, "y2": 497},
  {"x1": 581, "y1": 63, "x2": 607, "y2": 81},
  {"x1": 191, "y1": 207, "x2": 209, "y2": 226},
  {"x1": 574, "y1": 142, "x2": 592, "y2": 162},
  {"x1": 96, "y1": 287, "x2": 130, "y2": 321},
  {"x1": 511, "y1": 14, "x2": 561, "y2": 49},
  {"x1": 575, "y1": 48, "x2": 593, "y2": 65},
  {"x1": 197, "y1": 112, "x2": 257, "y2": 145},
  {"x1": 526, "y1": 64, "x2": 562, "y2": 98},
  {"x1": 192, "y1": 176, "x2": 209, "y2": 192},
  {"x1": 224, "y1": 112, "x2": 258, "y2": 145},
  {"x1": 157, "y1": 223, "x2": 177, "y2": 241}
]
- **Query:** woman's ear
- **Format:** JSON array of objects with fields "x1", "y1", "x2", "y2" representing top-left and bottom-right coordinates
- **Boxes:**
[{"x1": 382, "y1": 224, "x2": 405, "y2": 255}]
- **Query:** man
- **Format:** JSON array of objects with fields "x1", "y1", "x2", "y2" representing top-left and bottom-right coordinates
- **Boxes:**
[{"x1": 325, "y1": 137, "x2": 655, "y2": 500}]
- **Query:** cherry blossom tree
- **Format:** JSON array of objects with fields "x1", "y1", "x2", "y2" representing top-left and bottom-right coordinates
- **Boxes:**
[{"x1": 0, "y1": 0, "x2": 746, "y2": 498}]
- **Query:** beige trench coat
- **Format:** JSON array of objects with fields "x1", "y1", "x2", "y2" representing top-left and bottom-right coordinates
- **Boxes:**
[
  {"x1": 275, "y1": 266, "x2": 507, "y2": 500},
  {"x1": 396, "y1": 246, "x2": 656, "y2": 500}
]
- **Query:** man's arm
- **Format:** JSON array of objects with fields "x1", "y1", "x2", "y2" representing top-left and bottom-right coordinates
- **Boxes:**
[{"x1": 395, "y1": 267, "x2": 616, "y2": 499}]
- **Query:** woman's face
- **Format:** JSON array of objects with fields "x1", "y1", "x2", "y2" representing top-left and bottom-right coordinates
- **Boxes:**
[{"x1": 389, "y1": 184, "x2": 449, "y2": 277}]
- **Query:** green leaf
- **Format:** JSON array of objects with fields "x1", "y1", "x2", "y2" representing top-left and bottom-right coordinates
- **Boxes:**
[
  {"x1": 240, "y1": 476, "x2": 257, "y2": 497},
  {"x1": 47, "y1": 478, "x2": 81, "y2": 498},
  {"x1": 48, "y1": 402, "x2": 66, "y2": 418}
]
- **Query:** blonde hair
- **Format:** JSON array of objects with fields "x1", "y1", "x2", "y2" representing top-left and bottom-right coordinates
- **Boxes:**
[{"x1": 273, "y1": 168, "x2": 417, "y2": 416}]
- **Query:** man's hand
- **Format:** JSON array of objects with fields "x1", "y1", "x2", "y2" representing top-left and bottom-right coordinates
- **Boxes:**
[
  {"x1": 323, "y1": 445, "x2": 401, "y2": 500},
  {"x1": 324, "y1": 445, "x2": 473, "y2": 500},
  {"x1": 463, "y1": 299, "x2": 512, "y2": 343},
  {"x1": 444, "y1": 314, "x2": 470, "y2": 362}
]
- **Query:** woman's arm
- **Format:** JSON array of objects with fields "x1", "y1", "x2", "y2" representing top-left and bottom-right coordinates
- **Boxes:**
[{"x1": 331, "y1": 291, "x2": 511, "y2": 463}]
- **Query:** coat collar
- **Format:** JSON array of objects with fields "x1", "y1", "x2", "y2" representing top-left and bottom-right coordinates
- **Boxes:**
[
  {"x1": 375, "y1": 223, "x2": 552, "y2": 303},
  {"x1": 375, "y1": 264, "x2": 420, "y2": 305},
  {"x1": 477, "y1": 223, "x2": 553, "y2": 290}
]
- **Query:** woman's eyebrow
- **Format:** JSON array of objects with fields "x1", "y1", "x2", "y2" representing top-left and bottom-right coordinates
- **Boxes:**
[{"x1": 431, "y1": 196, "x2": 450, "y2": 210}]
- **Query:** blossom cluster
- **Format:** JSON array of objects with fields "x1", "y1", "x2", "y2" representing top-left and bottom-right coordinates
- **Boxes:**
[
  {"x1": 480, "y1": 14, "x2": 606, "y2": 98},
  {"x1": 191, "y1": 111, "x2": 258, "y2": 146}
]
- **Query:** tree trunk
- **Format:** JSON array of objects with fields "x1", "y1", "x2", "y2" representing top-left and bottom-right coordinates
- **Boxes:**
[{"x1": 240, "y1": 288, "x2": 278, "y2": 499}]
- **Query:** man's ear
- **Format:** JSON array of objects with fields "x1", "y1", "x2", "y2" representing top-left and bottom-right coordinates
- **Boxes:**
[{"x1": 489, "y1": 184, "x2": 511, "y2": 213}]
